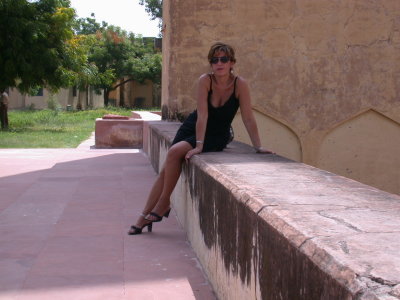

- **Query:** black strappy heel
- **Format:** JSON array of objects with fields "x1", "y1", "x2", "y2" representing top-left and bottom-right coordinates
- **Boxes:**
[
  {"x1": 145, "y1": 208, "x2": 171, "y2": 223},
  {"x1": 128, "y1": 222, "x2": 153, "y2": 235}
]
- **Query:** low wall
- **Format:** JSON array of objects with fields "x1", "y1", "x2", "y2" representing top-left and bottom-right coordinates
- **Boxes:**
[
  {"x1": 95, "y1": 111, "x2": 161, "y2": 149},
  {"x1": 145, "y1": 121, "x2": 400, "y2": 300}
]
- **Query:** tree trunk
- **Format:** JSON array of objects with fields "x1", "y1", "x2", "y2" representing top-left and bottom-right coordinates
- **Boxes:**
[
  {"x1": 76, "y1": 91, "x2": 82, "y2": 110},
  {"x1": 104, "y1": 89, "x2": 110, "y2": 106},
  {"x1": 119, "y1": 81, "x2": 125, "y2": 107},
  {"x1": 0, "y1": 104, "x2": 8, "y2": 129},
  {"x1": 0, "y1": 91, "x2": 9, "y2": 129},
  {"x1": 86, "y1": 85, "x2": 89, "y2": 108}
]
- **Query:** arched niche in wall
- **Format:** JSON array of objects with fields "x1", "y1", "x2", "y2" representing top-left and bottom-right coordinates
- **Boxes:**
[
  {"x1": 232, "y1": 110, "x2": 302, "y2": 162},
  {"x1": 317, "y1": 109, "x2": 400, "y2": 195}
]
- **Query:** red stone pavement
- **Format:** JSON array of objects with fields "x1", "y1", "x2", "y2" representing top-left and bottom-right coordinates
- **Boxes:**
[{"x1": 0, "y1": 134, "x2": 216, "y2": 300}]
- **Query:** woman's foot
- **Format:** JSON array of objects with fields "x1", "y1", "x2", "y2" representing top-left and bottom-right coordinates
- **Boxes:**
[
  {"x1": 145, "y1": 207, "x2": 171, "y2": 222},
  {"x1": 128, "y1": 215, "x2": 153, "y2": 235}
]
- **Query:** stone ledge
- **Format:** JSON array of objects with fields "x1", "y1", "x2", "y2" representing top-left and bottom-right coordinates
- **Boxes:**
[
  {"x1": 95, "y1": 111, "x2": 161, "y2": 149},
  {"x1": 145, "y1": 121, "x2": 400, "y2": 300},
  {"x1": 95, "y1": 118, "x2": 143, "y2": 148},
  {"x1": 131, "y1": 111, "x2": 162, "y2": 120}
]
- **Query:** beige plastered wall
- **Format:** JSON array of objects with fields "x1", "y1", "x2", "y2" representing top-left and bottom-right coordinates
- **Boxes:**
[
  {"x1": 8, "y1": 88, "x2": 103, "y2": 110},
  {"x1": 127, "y1": 80, "x2": 155, "y2": 108},
  {"x1": 110, "y1": 79, "x2": 155, "y2": 108},
  {"x1": 162, "y1": 0, "x2": 400, "y2": 195}
]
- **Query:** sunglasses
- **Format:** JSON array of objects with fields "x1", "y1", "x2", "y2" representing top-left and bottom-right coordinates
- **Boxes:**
[{"x1": 210, "y1": 56, "x2": 230, "y2": 64}]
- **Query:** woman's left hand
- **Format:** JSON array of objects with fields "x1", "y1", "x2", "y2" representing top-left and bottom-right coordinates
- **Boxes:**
[
  {"x1": 255, "y1": 147, "x2": 275, "y2": 154},
  {"x1": 185, "y1": 147, "x2": 202, "y2": 161}
]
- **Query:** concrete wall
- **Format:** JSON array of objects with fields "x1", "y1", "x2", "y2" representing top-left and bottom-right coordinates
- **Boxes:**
[
  {"x1": 145, "y1": 121, "x2": 400, "y2": 300},
  {"x1": 128, "y1": 80, "x2": 155, "y2": 108},
  {"x1": 161, "y1": 0, "x2": 400, "y2": 195},
  {"x1": 8, "y1": 87, "x2": 104, "y2": 110},
  {"x1": 109, "y1": 79, "x2": 159, "y2": 108}
]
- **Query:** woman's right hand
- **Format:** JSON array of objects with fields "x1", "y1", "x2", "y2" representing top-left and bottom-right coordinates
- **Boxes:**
[{"x1": 185, "y1": 147, "x2": 202, "y2": 162}]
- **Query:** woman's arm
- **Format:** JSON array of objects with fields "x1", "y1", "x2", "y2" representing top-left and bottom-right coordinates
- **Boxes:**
[
  {"x1": 237, "y1": 77, "x2": 274, "y2": 154},
  {"x1": 185, "y1": 74, "x2": 210, "y2": 160}
]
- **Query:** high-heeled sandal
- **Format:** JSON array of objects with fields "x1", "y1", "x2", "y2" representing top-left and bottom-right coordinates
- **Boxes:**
[
  {"x1": 128, "y1": 222, "x2": 153, "y2": 235},
  {"x1": 145, "y1": 208, "x2": 171, "y2": 223},
  {"x1": 128, "y1": 214, "x2": 153, "y2": 235}
]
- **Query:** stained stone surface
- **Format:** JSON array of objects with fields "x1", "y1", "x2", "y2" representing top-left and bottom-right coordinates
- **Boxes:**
[{"x1": 148, "y1": 121, "x2": 400, "y2": 300}]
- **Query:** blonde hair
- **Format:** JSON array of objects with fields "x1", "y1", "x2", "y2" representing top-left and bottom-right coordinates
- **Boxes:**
[{"x1": 208, "y1": 42, "x2": 236, "y2": 63}]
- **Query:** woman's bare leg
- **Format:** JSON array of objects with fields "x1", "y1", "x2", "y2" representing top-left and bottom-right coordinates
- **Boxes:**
[
  {"x1": 131, "y1": 169, "x2": 165, "y2": 228},
  {"x1": 131, "y1": 141, "x2": 192, "y2": 228},
  {"x1": 146, "y1": 141, "x2": 193, "y2": 220}
]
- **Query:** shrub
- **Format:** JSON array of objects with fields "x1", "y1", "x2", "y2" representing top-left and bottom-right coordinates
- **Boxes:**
[{"x1": 47, "y1": 94, "x2": 61, "y2": 111}]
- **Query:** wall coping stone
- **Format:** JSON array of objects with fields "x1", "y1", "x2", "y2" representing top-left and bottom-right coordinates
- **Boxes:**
[
  {"x1": 147, "y1": 122, "x2": 400, "y2": 299},
  {"x1": 95, "y1": 111, "x2": 161, "y2": 149},
  {"x1": 131, "y1": 111, "x2": 162, "y2": 120},
  {"x1": 102, "y1": 114, "x2": 130, "y2": 120}
]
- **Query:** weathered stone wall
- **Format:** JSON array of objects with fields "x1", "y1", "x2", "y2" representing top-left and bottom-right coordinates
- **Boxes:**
[
  {"x1": 162, "y1": 0, "x2": 400, "y2": 195},
  {"x1": 146, "y1": 122, "x2": 400, "y2": 300}
]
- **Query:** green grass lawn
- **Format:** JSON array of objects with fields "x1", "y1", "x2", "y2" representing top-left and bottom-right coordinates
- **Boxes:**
[{"x1": 0, "y1": 108, "x2": 135, "y2": 148}]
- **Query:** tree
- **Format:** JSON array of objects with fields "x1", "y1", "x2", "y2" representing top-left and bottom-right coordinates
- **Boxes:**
[
  {"x1": 0, "y1": 1, "x2": 161, "y2": 115},
  {"x1": 64, "y1": 34, "x2": 106, "y2": 109},
  {"x1": 138, "y1": 0, "x2": 162, "y2": 31},
  {"x1": 88, "y1": 26, "x2": 161, "y2": 106},
  {"x1": 0, "y1": 0, "x2": 77, "y2": 93},
  {"x1": 138, "y1": 0, "x2": 162, "y2": 20},
  {"x1": 73, "y1": 13, "x2": 108, "y2": 35}
]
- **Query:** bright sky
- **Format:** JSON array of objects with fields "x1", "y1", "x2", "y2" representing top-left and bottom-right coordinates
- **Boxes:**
[{"x1": 69, "y1": 0, "x2": 160, "y2": 37}]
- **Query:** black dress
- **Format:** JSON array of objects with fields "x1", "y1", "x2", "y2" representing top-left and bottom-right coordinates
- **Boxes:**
[{"x1": 171, "y1": 75, "x2": 240, "y2": 152}]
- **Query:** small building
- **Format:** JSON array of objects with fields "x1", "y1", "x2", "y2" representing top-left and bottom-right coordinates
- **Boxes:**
[
  {"x1": 8, "y1": 86, "x2": 104, "y2": 110},
  {"x1": 7, "y1": 79, "x2": 160, "y2": 110},
  {"x1": 108, "y1": 79, "x2": 160, "y2": 109}
]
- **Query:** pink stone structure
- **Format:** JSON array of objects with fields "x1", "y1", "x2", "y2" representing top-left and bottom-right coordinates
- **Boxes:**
[
  {"x1": 95, "y1": 118, "x2": 143, "y2": 148},
  {"x1": 95, "y1": 111, "x2": 161, "y2": 149}
]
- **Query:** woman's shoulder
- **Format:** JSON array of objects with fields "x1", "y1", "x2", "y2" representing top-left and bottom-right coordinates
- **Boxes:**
[
  {"x1": 235, "y1": 75, "x2": 247, "y2": 84},
  {"x1": 198, "y1": 73, "x2": 212, "y2": 81},
  {"x1": 235, "y1": 75, "x2": 250, "y2": 91},
  {"x1": 198, "y1": 73, "x2": 212, "y2": 88}
]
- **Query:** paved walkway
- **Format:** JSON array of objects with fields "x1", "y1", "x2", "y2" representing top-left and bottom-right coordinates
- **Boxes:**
[{"x1": 0, "y1": 135, "x2": 216, "y2": 300}]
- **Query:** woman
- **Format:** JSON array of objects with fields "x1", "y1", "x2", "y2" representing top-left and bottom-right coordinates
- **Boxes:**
[{"x1": 128, "y1": 42, "x2": 273, "y2": 235}]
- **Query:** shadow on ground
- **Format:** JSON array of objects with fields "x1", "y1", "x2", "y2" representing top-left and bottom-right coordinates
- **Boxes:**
[{"x1": 0, "y1": 149, "x2": 215, "y2": 299}]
